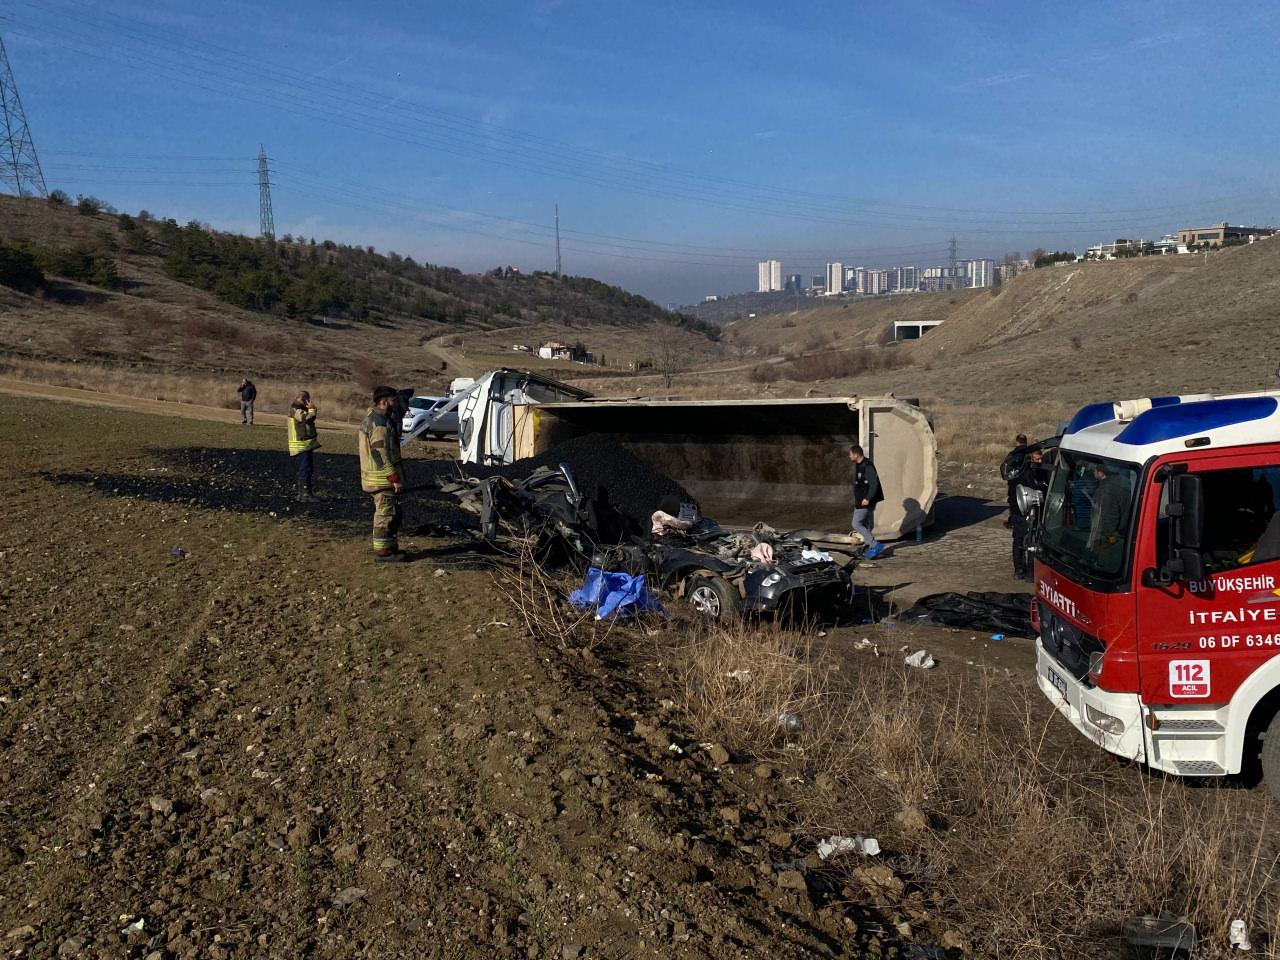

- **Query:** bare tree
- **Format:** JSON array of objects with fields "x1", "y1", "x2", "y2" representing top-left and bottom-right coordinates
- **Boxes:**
[{"x1": 657, "y1": 336, "x2": 681, "y2": 389}]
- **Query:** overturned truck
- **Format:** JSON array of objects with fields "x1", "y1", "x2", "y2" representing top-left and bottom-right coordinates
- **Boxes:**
[{"x1": 436, "y1": 369, "x2": 937, "y2": 540}]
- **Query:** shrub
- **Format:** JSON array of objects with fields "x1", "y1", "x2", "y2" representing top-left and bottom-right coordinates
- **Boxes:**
[
  {"x1": 0, "y1": 242, "x2": 45, "y2": 292},
  {"x1": 48, "y1": 189, "x2": 70, "y2": 206},
  {"x1": 779, "y1": 347, "x2": 909, "y2": 381},
  {"x1": 31, "y1": 244, "x2": 121, "y2": 289},
  {"x1": 75, "y1": 194, "x2": 115, "y2": 216}
]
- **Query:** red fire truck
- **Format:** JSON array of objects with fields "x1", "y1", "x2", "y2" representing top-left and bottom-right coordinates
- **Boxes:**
[{"x1": 1032, "y1": 393, "x2": 1280, "y2": 794}]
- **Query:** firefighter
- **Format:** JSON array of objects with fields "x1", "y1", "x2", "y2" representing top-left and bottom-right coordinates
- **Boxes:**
[
  {"x1": 287, "y1": 390, "x2": 320, "y2": 502},
  {"x1": 358, "y1": 385, "x2": 406, "y2": 563}
]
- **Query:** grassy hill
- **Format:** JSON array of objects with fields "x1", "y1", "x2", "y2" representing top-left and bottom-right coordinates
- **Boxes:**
[
  {"x1": 0, "y1": 194, "x2": 723, "y2": 418},
  {"x1": 568, "y1": 238, "x2": 1280, "y2": 462}
]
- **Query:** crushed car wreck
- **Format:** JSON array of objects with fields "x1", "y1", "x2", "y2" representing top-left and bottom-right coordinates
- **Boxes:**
[{"x1": 441, "y1": 462, "x2": 855, "y2": 622}]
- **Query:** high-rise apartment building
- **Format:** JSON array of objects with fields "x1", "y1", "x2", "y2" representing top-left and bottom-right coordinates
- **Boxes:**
[
  {"x1": 888, "y1": 265, "x2": 919, "y2": 292},
  {"x1": 757, "y1": 259, "x2": 783, "y2": 293},
  {"x1": 786, "y1": 273, "x2": 804, "y2": 291},
  {"x1": 962, "y1": 258, "x2": 995, "y2": 288},
  {"x1": 825, "y1": 262, "x2": 844, "y2": 295},
  {"x1": 864, "y1": 269, "x2": 888, "y2": 296}
]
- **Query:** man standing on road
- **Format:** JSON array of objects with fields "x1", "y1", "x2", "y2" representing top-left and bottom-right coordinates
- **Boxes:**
[
  {"x1": 849, "y1": 444, "x2": 885, "y2": 559},
  {"x1": 358, "y1": 385, "x2": 407, "y2": 563},
  {"x1": 237, "y1": 377, "x2": 256, "y2": 425},
  {"x1": 287, "y1": 390, "x2": 320, "y2": 502}
]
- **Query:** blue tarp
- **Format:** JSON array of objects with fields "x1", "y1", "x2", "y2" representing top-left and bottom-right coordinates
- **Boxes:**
[{"x1": 568, "y1": 567, "x2": 665, "y2": 620}]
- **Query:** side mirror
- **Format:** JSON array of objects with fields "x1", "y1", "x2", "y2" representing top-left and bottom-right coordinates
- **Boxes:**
[
  {"x1": 1170, "y1": 473, "x2": 1204, "y2": 550},
  {"x1": 1172, "y1": 547, "x2": 1207, "y2": 582},
  {"x1": 1154, "y1": 472, "x2": 1205, "y2": 584}
]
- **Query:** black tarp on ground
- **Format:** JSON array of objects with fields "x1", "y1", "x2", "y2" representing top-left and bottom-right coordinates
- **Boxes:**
[{"x1": 898, "y1": 591, "x2": 1034, "y2": 638}]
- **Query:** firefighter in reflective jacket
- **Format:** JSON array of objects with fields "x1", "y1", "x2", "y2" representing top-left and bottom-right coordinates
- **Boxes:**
[
  {"x1": 287, "y1": 390, "x2": 320, "y2": 502},
  {"x1": 358, "y1": 385, "x2": 406, "y2": 562}
]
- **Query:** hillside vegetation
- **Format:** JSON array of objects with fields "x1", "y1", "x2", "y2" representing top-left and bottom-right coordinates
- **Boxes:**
[{"x1": 0, "y1": 194, "x2": 723, "y2": 416}]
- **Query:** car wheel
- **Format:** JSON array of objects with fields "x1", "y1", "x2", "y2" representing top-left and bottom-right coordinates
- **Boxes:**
[{"x1": 686, "y1": 575, "x2": 741, "y2": 621}]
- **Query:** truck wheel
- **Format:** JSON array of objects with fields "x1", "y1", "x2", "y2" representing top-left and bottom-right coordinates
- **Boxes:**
[
  {"x1": 686, "y1": 576, "x2": 741, "y2": 621},
  {"x1": 1261, "y1": 712, "x2": 1280, "y2": 798}
]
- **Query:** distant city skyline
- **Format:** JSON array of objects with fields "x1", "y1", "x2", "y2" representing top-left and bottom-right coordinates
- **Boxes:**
[{"x1": 13, "y1": 0, "x2": 1280, "y2": 305}]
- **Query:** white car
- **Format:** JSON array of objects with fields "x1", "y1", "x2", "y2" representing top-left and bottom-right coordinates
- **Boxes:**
[{"x1": 402, "y1": 395, "x2": 459, "y2": 440}]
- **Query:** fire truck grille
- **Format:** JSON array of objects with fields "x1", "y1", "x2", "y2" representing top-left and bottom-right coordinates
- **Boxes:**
[{"x1": 1038, "y1": 601, "x2": 1104, "y2": 686}]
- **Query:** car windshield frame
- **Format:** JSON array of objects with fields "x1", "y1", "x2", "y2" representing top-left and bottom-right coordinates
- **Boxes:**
[
  {"x1": 407, "y1": 397, "x2": 442, "y2": 411},
  {"x1": 1038, "y1": 449, "x2": 1141, "y2": 591}
]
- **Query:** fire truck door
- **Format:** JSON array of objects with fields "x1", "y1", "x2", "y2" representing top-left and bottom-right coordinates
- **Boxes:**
[{"x1": 1137, "y1": 455, "x2": 1280, "y2": 708}]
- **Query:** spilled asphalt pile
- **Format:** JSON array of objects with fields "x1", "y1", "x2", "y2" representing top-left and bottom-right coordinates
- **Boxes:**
[{"x1": 469, "y1": 434, "x2": 696, "y2": 531}]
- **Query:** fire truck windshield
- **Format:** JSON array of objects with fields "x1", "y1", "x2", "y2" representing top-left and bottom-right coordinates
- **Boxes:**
[{"x1": 1039, "y1": 450, "x2": 1140, "y2": 584}]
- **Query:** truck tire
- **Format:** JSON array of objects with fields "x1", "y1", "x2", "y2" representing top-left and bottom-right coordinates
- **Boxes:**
[
  {"x1": 1261, "y1": 712, "x2": 1280, "y2": 798},
  {"x1": 686, "y1": 575, "x2": 741, "y2": 621}
]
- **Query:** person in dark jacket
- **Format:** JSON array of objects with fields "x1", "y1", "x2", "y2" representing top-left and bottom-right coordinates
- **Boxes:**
[
  {"x1": 1010, "y1": 447, "x2": 1044, "y2": 580},
  {"x1": 1001, "y1": 433, "x2": 1029, "y2": 525},
  {"x1": 237, "y1": 378, "x2": 257, "y2": 425},
  {"x1": 849, "y1": 444, "x2": 885, "y2": 559}
]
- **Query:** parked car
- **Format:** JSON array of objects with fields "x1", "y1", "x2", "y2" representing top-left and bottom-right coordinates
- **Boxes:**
[{"x1": 402, "y1": 395, "x2": 459, "y2": 440}]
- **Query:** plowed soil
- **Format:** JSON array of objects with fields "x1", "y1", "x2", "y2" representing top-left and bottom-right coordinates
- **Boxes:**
[
  {"x1": 4, "y1": 393, "x2": 1276, "y2": 960},
  {"x1": 0, "y1": 396, "x2": 931, "y2": 959}
]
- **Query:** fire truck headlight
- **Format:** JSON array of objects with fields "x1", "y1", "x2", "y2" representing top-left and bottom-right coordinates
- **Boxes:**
[{"x1": 1085, "y1": 704, "x2": 1124, "y2": 735}]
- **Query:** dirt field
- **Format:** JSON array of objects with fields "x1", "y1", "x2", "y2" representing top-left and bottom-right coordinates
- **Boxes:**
[{"x1": 3, "y1": 391, "x2": 1277, "y2": 959}]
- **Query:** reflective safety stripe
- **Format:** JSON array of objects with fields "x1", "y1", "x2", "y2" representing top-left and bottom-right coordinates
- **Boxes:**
[
  {"x1": 361, "y1": 468, "x2": 395, "y2": 488},
  {"x1": 287, "y1": 410, "x2": 319, "y2": 454},
  {"x1": 373, "y1": 538, "x2": 397, "y2": 550}
]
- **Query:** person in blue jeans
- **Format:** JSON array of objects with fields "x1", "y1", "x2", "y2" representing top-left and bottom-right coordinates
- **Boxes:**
[{"x1": 849, "y1": 444, "x2": 885, "y2": 559}]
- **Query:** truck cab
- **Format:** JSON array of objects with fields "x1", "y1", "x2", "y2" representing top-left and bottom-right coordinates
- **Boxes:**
[{"x1": 1034, "y1": 392, "x2": 1280, "y2": 792}]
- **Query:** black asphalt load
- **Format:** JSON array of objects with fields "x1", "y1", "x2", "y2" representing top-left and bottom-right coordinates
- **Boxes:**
[{"x1": 470, "y1": 434, "x2": 697, "y2": 531}]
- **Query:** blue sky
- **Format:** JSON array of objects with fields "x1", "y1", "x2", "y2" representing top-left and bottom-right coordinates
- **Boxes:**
[{"x1": 8, "y1": 0, "x2": 1280, "y2": 304}]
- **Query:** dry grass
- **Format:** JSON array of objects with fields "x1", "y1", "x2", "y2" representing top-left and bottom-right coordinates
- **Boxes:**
[
  {"x1": 929, "y1": 400, "x2": 1071, "y2": 466},
  {"x1": 672, "y1": 620, "x2": 1279, "y2": 957},
  {"x1": 0, "y1": 356, "x2": 372, "y2": 423}
]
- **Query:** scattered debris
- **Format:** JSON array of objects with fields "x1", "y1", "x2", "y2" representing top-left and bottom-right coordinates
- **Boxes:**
[
  {"x1": 904, "y1": 649, "x2": 936, "y2": 670},
  {"x1": 169, "y1": 546, "x2": 187, "y2": 558},
  {"x1": 1230, "y1": 918, "x2": 1252, "y2": 951},
  {"x1": 776, "y1": 712, "x2": 803, "y2": 731},
  {"x1": 119, "y1": 918, "x2": 144, "y2": 936},
  {"x1": 726, "y1": 669, "x2": 753, "y2": 683},
  {"x1": 816, "y1": 834, "x2": 880, "y2": 859},
  {"x1": 1123, "y1": 915, "x2": 1196, "y2": 952}
]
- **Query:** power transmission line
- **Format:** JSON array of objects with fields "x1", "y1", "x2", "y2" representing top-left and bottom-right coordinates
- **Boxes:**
[
  {"x1": 0, "y1": 34, "x2": 46, "y2": 197},
  {"x1": 554, "y1": 203, "x2": 561, "y2": 276},
  {"x1": 7, "y1": 1, "x2": 1263, "y2": 233}
]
